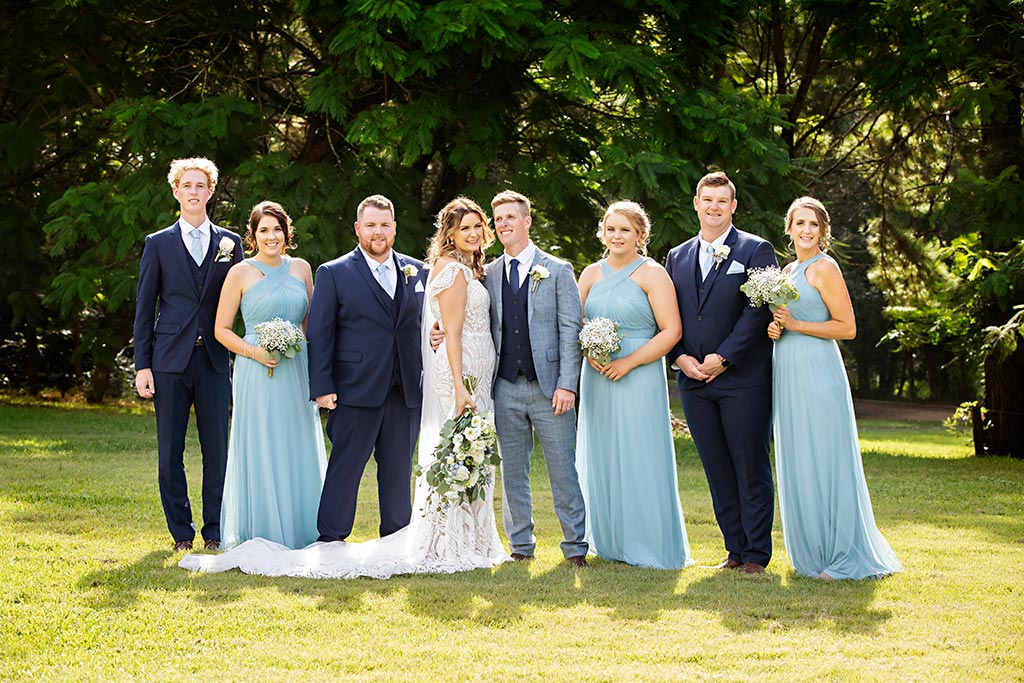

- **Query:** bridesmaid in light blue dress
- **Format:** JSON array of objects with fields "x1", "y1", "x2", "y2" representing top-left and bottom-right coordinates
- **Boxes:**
[
  {"x1": 576, "y1": 201, "x2": 692, "y2": 569},
  {"x1": 769, "y1": 197, "x2": 901, "y2": 580},
  {"x1": 211, "y1": 201, "x2": 327, "y2": 549}
]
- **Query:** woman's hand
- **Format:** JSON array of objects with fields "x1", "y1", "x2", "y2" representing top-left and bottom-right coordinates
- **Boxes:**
[
  {"x1": 767, "y1": 321, "x2": 782, "y2": 340},
  {"x1": 251, "y1": 345, "x2": 280, "y2": 370},
  {"x1": 454, "y1": 385, "x2": 477, "y2": 415},
  {"x1": 595, "y1": 357, "x2": 636, "y2": 382},
  {"x1": 773, "y1": 305, "x2": 795, "y2": 332}
]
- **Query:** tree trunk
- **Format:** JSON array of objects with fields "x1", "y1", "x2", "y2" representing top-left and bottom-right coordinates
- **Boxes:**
[{"x1": 983, "y1": 343, "x2": 1024, "y2": 458}]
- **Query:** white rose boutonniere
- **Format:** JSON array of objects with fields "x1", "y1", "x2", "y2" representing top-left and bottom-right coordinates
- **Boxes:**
[
  {"x1": 529, "y1": 264, "x2": 550, "y2": 292},
  {"x1": 401, "y1": 264, "x2": 418, "y2": 283},
  {"x1": 215, "y1": 236, "x2": 235, "y2": 262},
  {"x1": 712, "y1": 244, "x2": 731, "y2": 270}
]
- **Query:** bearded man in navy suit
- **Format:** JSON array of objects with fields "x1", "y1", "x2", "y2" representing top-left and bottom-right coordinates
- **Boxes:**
[
  {"x1": 665, "y1": 171, "x2": 777, "y2": 574},
  {"x1": 133, "y1": 157, "x2": 243, "y2": 552},
  {"x1": 307, "y1": 195, "x2": 426, "y2": 542}
]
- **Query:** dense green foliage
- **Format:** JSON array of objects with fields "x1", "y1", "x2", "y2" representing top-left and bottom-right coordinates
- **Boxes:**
[{"x1": 1, "y1": 1, "x2": 1022, "y2": 451}]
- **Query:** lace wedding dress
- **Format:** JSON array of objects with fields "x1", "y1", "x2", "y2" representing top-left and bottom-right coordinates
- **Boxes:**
[{"x1": 179, "y1": 261, "x2": 509, "y2": 578}]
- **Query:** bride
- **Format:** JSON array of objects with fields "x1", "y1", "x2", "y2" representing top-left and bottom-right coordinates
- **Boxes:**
[{"x1": 180, "y1": 197, "x2": 509, "y2": 578}]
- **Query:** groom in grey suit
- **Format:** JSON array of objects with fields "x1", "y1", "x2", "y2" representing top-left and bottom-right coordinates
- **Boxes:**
[{"x1": 486, "y1": 190, "x2": 588, "y2": 568}]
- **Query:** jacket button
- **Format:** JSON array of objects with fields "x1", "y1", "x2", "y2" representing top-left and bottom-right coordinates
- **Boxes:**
[{"x1": 697, "y1": 315, "x2": 703, "y2": 321}]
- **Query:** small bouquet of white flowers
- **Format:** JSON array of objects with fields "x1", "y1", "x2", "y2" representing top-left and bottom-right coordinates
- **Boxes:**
[
  {"x1": 252, "y1": 317, "x2": 305, "y2": 377},
  {"x1": 578, "y1": 316, "x2": 624, "y2": 365},
  {"x1": 739, "y1": 266, "x2": 800, "y2": 311},
  {"x1": 415, "y1": 376, "x2": 500, "y2": 513}
]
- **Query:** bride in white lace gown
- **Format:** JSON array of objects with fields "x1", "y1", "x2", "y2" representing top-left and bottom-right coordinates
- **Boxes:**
[{"x1": 180, "y1": 196, "x2": 508, "y2": 578}]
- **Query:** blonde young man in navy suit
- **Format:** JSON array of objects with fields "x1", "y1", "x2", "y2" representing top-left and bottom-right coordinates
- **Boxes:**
[
  {"x1": 306, "y1": 195, "x2": 427, "y2": 542},
  {"x1": 665, "y1": 172, "x2": 777, "y2": 574},
  {"x1": 133, "y1": 157, "x2": 243, "y2": 552}
]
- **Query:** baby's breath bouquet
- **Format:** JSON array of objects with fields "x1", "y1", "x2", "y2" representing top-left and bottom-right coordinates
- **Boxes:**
[
  {"x1": 414, "y1": 375, "x2": 500, "y2": 513},
  {"x1": 252, "y1": 317, "x2": 305, "y2": 377},
  {"x1": 739, "y1": 266, "x2": 800, "y2": 311},
  {"x1": 578, "y1": 316, "x2": 624, "y2": 365}
]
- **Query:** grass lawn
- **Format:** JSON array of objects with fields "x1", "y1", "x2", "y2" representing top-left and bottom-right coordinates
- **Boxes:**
[{"x1": 1, "y1": 394, "x2": 1022, "y2": 682}]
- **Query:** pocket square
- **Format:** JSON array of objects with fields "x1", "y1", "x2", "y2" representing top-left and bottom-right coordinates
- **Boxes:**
[
  {"x1": 726, "y1": 260, "x2": 746, "y2": 275},
  {"x1": 414, "y1": 281, "x2": 425, "y2": 293}
]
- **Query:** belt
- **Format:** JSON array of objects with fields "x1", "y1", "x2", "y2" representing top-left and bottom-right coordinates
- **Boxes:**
[{"x1": 195, "y1": 336, "x2": 205, "y2": 347}]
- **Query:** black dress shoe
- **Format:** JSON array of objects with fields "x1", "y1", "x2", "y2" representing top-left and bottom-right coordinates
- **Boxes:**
[
  {"x1": 568, "y1": 555, "x2": 588, "y2": 569},
  {"x1": 204, "y1": 539, "x2": 221, "y2": 551},
  {"x1": 510, "y1": 553, "x2": 532, "y2": 562},
  {"x1": 173, "y1": 540, "x2": 193, "y2": 552}
]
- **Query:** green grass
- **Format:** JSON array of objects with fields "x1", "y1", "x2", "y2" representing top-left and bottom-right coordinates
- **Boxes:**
[{"x1": 1, "y1": 397, "x2": 1022, "y2": 682}]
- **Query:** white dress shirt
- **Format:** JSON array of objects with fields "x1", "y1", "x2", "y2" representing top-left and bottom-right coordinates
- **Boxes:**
[
  {"x1": 359, "y1": 247, "x2": 396, "y2": 298},
  {"x1": 503, "y1": 242, "x2": 538, "y2": 289},
  {"x1": 179, "y1": 216, "x2": 211, "y2": 263},
  {"x1": 698, "y1": 226, "x2": 733, "y2": 280}
]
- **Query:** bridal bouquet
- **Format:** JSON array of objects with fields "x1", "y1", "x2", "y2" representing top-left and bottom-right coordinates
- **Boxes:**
[
  {"x1": 578, "y1": 316, "x2": 624, "y2": 365},
  {"x1": 253, "y1": 317, "x2": 305, "y2": 377},
  {"x1": 415, "y1": 376, "x2": 500, "y2": 512},
  {"x1": 739, "y1": 266, "x2": 800, "y2": 311}
]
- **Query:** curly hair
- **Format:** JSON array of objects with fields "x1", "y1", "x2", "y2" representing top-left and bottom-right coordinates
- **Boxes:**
[
  {"x1": 785, "y1": 196, "x2": 832, "y2": 252},
  {"x1": 245, "y1": 200, "x2": 295, "y2": 253},
  {"x1": 598, "y1": 201, "x2": 652, "y2": 257},
  {"x1": 426, "y1": 197, "x2": 494, "y2": 280},
  {"x1": 167, "y1": 157, "x2": 219, "y2": 190}
]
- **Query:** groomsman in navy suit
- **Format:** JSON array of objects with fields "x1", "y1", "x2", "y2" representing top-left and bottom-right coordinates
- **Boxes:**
[
  {"x1": 307, "y1": 195, "x2": 426, "y2": 542},
  {"x1": 133, "y1": 157, "x2": 243, "y2": 552},
  {"x1": 665, "y1": 171, "x2": 777, "y2": 574}
]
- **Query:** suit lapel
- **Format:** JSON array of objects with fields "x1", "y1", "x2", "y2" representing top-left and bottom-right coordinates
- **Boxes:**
[
  {"x1": 487, "y1": 259, "x2": 503, "y2": 345},
  {"x1": 354, "y1": 248, "x2": 394, "y2": 313},
  {"x1": 526, "y1": 250, "x2": 544, "y2": 324},
  {"x1": 392, "y1": 253, "x2": 408, "y2": 320},
  {"x1": 696, "y1": 227, "x2": 737, "y2": 312},
  {"x1": 198, "y1": 225, "x2": 221, "y2": 303}
]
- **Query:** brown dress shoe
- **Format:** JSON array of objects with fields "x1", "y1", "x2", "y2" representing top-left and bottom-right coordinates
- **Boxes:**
[
  {"x1": 204, "y1": 540, "x2": 221, "y2": 551},
  {"x1": 173, "y1": 540, "x2": 193, "y2": 552},
  {"x1": 510, "y1": 553, "x2": 532, "y2": 562},
  {"x1": 742, "y1": 562, "x2": 766, "y2": 574},
  {"x1": 715, "y1": 558, "x2": 743, "y2": 570},
  {"x1": 568, "y1": 555, "x2": 588, "y2": 569}
]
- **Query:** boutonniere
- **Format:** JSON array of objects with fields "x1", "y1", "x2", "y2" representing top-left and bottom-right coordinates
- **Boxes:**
[
  {"x1": 529, "y1": 264, "x2": 550, "y2": 292},
  {"x1": 712, "y1": 244, "x2": 731, "y2": 270},
  {"x1": 215, "y1": 236, "x2": 235, "y2": 262},
  {"x1": 401, "y1": 264, "x2": 418, "y2": 283}
]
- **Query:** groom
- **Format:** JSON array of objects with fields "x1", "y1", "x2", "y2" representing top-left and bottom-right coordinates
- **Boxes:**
[
  {"x1": 665, "y1": 171, "x2": 777, "y2": 574},
  {"x1": 307, "y1": 194, "x2": 426, "y2": 542},
  {"x1": 133, "y1": 157, "x2": 243, "y2": 552},
  {"x1": 487, "y1": 190, "x2": 589, "y2": 568}
]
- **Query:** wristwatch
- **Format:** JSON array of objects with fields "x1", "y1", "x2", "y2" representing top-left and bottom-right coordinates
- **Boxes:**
[{"x1": 719, "y1": 354, "x2": 731, "y2": 368}]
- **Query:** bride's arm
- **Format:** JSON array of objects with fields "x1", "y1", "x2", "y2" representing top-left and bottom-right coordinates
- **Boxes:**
[{"x1": 434, "y1": 262, "x2": 476, "y2": 415}]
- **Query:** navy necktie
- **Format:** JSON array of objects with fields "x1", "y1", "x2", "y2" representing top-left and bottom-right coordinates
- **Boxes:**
[{"x1": 509, "y1": 258, "x2": 521, "y2": 294}]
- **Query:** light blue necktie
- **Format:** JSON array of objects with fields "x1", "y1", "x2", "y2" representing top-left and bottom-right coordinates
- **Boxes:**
[
  {"x1": 189, "y1": 228, "x2": 204, "y2": 266},
  {"x1": 701, "y1": 245, "x2": 715, "y2": 281},
  {"x1": 377, "y1": 263, "x2": 395, "y2": 298}
]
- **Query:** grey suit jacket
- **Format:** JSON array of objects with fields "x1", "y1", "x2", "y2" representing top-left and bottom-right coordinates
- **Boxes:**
[{"x1": 486, "y1": 246, "x2": 583, "y2": 398}]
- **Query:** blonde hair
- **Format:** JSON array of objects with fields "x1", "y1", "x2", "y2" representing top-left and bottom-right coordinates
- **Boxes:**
[
  {"x1": 785, "y1": 196, "x2": 832, "y2": 251},
  {"x1": 598, "y1": 201, "x2": 652, "y2": 256},
  {"x1": 490, "y1": 190, "x2": 531, "y2": 217},
  {"x1": 426, "y1": 196, "x2": 494, "y2": 280},
  {"x1": 356, "y1": 194, "x2": 395, "y2": 221},
  {"x1": 167, "y1": 157, "x2": 219, "y2": 190}
]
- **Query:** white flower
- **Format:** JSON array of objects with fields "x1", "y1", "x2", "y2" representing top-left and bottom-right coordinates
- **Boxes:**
[
  {"x1": 453, "y1": 466, "x2": 470, "y2": 482},
  {"x1": 252, "y1": 317, "x2": 304, "y2": 377},
  {"x1": 578, "y1": 316, "x2": 624, "y2": 365},
  {"x1": 739, "y1": 266, "x2": 801, "y2": 310},
  {"x1": 470, "y1": 415, "x2": 482, "y2": 428},
  {"x1": 401, "y1": 264, "x2": 418, "y2": 283},
  {"x1": 215, "y1": 236, "x2": 235, "y2": 262},
  {"x1": 465, "y1": 426, "x2": 480, "y2": 441},
  {"x1": 529, "y1": 264, "x2": 550, "y2": 292},
  {"x1": 712, "y1": 244, "x2": 731, "y2": 270}
]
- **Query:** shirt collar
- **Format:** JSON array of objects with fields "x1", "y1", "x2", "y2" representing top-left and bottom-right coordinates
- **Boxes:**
[
  {"x1": 504, "y1": 241, "x2": 537, "y2": 270},
  {"x1": 179, "y1": 216, "x2": 210, "y2": 235},
  {"x1": 699, "y1": 226, "x2": 733, "y2": 251},
  {"x1": 358, "y1": 246, "x2": 393, "y2": 272}
]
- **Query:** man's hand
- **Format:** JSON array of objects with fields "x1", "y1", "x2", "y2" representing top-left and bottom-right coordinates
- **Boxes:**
[
  {"x1": 429, "y1": 321, "x2": 445, "y2": 352},
  {"x1": 135, "y1": 369, "x2": 155, "y2": 399},
  {"x1": 675, "y1": 354, "x2": 710, "y2": 382},
  {"x1": 552, "y1": 388, "x2": 576, "y2": 416},
  {"x1": 315, "y1": 393, "x2": 337, "y2": 410},
  {"x1": 697, "y1": 353, "x2": 727, "y2": 383}
]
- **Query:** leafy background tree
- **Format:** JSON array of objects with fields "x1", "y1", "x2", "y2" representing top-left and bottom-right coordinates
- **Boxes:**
[{"x1": 2, "y1": 0, "x2": 1021, "y2": 455}]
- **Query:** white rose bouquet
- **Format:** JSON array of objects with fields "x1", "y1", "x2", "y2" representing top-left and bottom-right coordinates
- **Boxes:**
[
  {"x1": 739, "y1": 266, "x2": 800, "y2": 311},
  {"x1": 578, "y1": 316, "x2": 624, "y2": 365},
  {"x1": 414, "y1": 376, "x2": 500, "y2": 513},
  {"x1": 252, "y1": 317, "x2": 305, "y2": 377}
]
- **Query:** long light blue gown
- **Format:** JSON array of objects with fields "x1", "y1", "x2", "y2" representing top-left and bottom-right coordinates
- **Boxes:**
[
  {"x1": 220, "y1": 255, "x2": 327, "y2": 549},
  {"x1": 577, "y1": 258, "x2": 692, "y2": 569},
  {"x1": 773, "y1": 253, "x2": 902, "y2": 579}
]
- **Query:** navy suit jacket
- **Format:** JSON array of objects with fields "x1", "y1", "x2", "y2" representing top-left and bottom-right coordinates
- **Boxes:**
[
  {"x1": 133, "y1": 220, "x2": 243, "y2": 374},
  {"x1": 665, "y1": 226, "x2": 777, "y2": 391},
  {"x1": 306, "y1": 249, "x2": 426, "y2": 408}
]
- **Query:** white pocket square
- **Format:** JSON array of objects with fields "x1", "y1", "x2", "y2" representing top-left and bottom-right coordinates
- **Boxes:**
[
  {"x1": 414, "y1": 281, "x2": 425, "y2": 293},
  {"x1": 726, "y1": 260, "x2": 746, "y2": 275}
]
